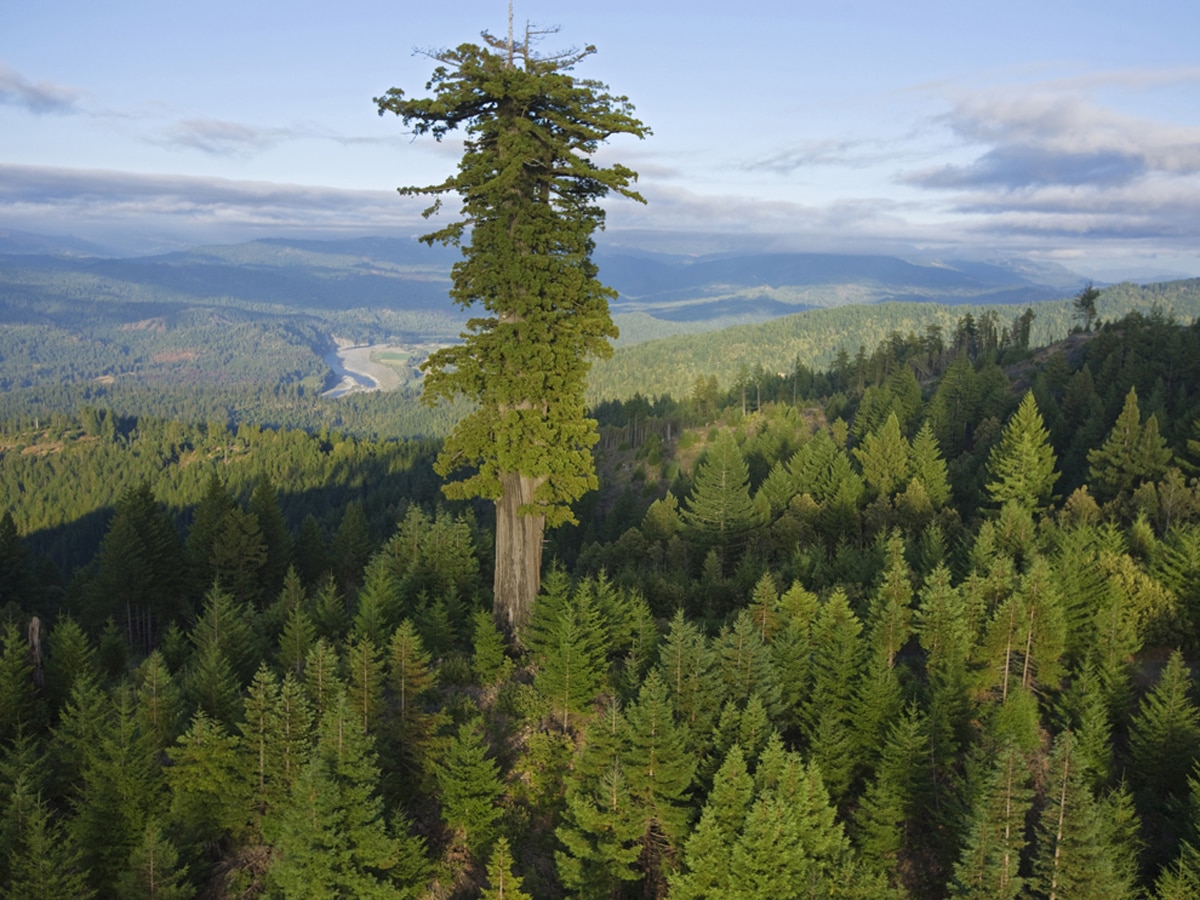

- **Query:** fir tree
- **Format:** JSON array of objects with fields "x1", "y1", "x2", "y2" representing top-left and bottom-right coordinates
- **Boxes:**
[
  {"x1": 433, "y1": 718, "x2": 505, "y2": 858},
  {"x1": 985, "y1": 391, "x2": 1060, "y2": 512},
  {"x1": 680, "y1": 430, "x2": 758, "y2": 568},
  {"x1": 267, "y1": 691, "x2": 423, "y2": 897},
  {"x1": 115, "y1": 819, "x2": 191, "y2": 900},
  {"x1": 527, "y1": 570, "x2": 607, "y2": 731},
  {"x1": 949, "y1": 741, "x2": 1033, "y2": 900},
  {"x1": 3, "y1": 783, "x2": 94, "y2": 899},
  {"x1": 480, "y1": 837, "x2": 532, "y2": 900},
  {"x1": 1088, "y1": 387, "x2": 1172, "y2": 504}
]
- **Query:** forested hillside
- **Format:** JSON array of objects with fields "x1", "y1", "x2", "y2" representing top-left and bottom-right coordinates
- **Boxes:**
[
  {"x1": 2, "y1": 309, "x2": 1200, "y2": 897},
  {"x1": 589, "y1": 279, "x2": 1200, "y2": 403}
]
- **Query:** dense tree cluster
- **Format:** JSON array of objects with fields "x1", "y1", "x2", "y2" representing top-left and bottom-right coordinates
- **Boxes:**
[{"x1": 1, "y1": 310, "x2": 1200, "y2": 896}]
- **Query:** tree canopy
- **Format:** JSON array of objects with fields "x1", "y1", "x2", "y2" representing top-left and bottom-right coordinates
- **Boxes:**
[{"x1": 375, "y1": 18, "x2": 649, "y2": 637}]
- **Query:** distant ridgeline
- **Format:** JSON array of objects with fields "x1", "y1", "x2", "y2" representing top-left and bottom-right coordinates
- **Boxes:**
[{"x1": 3, "y1": 232, "x2": 1196, "y2": 434}]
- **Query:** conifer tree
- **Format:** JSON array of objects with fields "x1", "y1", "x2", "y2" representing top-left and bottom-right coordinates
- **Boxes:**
[
  {"x1": 115, "y1": 819, "x2": 191, "y2": 900},
  {"x1": 985, "y1": 392, "x2": 1060, "y2": 512},
  {"x1": 909, "y1": 420, "x2": 952, "y2": 507},
  {"x1": 852, "y1": 706, "x2": 935, "y2": 893},
  {"x1": 302, "y1": 637, "x2": 344, "y2": 721},
  {"x1": 527, "y1": 570, "x2": 607, "y2": 731},
  {"x1": 1129, "y1": 649, "x2": 1200, "y2": 872},
  {"x1": 0, "y1": 511, "x2": 36, "y2": 614},
  {"x1": 802, "y1": 589, "x2": 865, "y2": 804},
  {"x1": 385, "y1": 620, "x2": 439, "y2": 785},
  {"x1": 855, "y1": 412, "x2": 911, "y2": 497},
  {"x1": 655, "y1": 610, "x2": 721, "y2": 744},
  {"x1": 472, "y1": 607, "x2": 513, "y2": 685},
  {"x1": 716, "y1": 608, "x2": 783, "y2": 716},
  {"x1": 43, "y1": 614, "x2": 97, "y2": 715},
  {"x1": 165, "y1": 712, "x2": 248, "y2": 871},
  {"x1": 1029, "y1": 731, "x2": 1138, "y2": 900},
  {"x1": 621, "y1": 670, "x2": 696, "y2": 888},
  {"x1": 346, "y1": 636, "x2": 386, "y2": 734},
  {"x1": 1088, "y1": 387, "x2": 1172, "y2": 504},
  {"x1": 949, "y1": 741, "x2": 1033, "y2": 899},
  {"x1": 70, "y1": 685, "x2": 166, "y2": 896},
  {"x1": 267, "y1": 691, "x2": 425, "y2": 897},
  {"x1": 185, "y1": 471, "x2": 235, "y2": 595},
  {"x1": 481, "y1": 837, "x2": 532, "y2": 900},
  {"x1": 247, "y1": 475, "x2": 294, "y2": 599},
  {"x1": 377, "y1": 19, "x2": 648, "y2": 638},
  {"x1": 433, "y1": 718, "x2": 505, "y2": 858},
  {"x1": 278, "y1": 602, "x2": 316, "y2": 676},
  {"x1": 133, "y1": 650, "x2": 184, "y2": 753},
  {"x1": 3, "y1": 782, "x2": 94, "y2": 899},
  {"x1": 0, "y1": 621, "x2": 37, "y2": 745},
  {"x1": 670, "y1": 744, "x2": 754, "y2": 899},
  {"x1": 209, "y1": 506, "x2": 269, "y2": 608},
  {"x1": 681, "y1": 430, "x2": 758, "y2": 568}
]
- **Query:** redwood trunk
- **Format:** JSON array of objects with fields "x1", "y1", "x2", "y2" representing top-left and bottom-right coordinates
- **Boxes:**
[{"x1": 494, "y1": 471, "x2": 546, "y2": 642}]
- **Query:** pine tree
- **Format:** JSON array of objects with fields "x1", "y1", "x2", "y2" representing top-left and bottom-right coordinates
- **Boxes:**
[{"x1": 985, "y1": 391, "x2": 1060, "y2": 512}]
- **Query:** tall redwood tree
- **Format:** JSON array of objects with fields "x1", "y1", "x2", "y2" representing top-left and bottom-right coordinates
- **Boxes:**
[{"x1": 375, "y1": 17, "x2": 648, "y2": 640}]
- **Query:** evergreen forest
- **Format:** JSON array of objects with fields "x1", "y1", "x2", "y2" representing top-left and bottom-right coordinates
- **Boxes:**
[{"x1": 4, "y1": 303, "x2": 1200, "y2": 897}]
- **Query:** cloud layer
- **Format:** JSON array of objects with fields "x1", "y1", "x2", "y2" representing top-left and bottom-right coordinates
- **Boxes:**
[{"x1": 0, "y1": 62, "x2": 83, "y2": 114}]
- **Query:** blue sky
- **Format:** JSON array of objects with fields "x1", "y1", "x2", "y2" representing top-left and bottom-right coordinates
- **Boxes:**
[{"x1": 3, "y1": 0, "x2": 1199, "y2": 277}]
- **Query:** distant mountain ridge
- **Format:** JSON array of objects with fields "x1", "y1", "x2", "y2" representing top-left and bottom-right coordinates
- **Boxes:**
[{"x1": 0, "y1": 232, "x2": 1090, "y2": 337}]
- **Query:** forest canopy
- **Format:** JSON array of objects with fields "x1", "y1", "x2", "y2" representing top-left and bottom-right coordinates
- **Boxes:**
[{"x1": 2, "y1": 306, "x2": 1200, "y2": 897}]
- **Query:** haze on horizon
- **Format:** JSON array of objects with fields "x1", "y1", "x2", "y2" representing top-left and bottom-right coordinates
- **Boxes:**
[{"x1": 3, "y1": 0, "x2": 1200, "y2": 281}]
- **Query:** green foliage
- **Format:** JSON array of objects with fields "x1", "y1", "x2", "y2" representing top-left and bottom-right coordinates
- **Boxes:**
[
  {"x1": 433, "y1": 719, "x2": 505, "y2": 857},
  {"x1": 377, "y1": 32, "x2": 647, "y2": 525},
  {"x1": 985, "y1": 391, "x2": 1060, "y2": 511},
  {"x1": 681, "y1": 431, "x2": 758, "y2": 567},
  {"x1": 527, "y1": 571, "x2": 608, "y2": 731}
]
